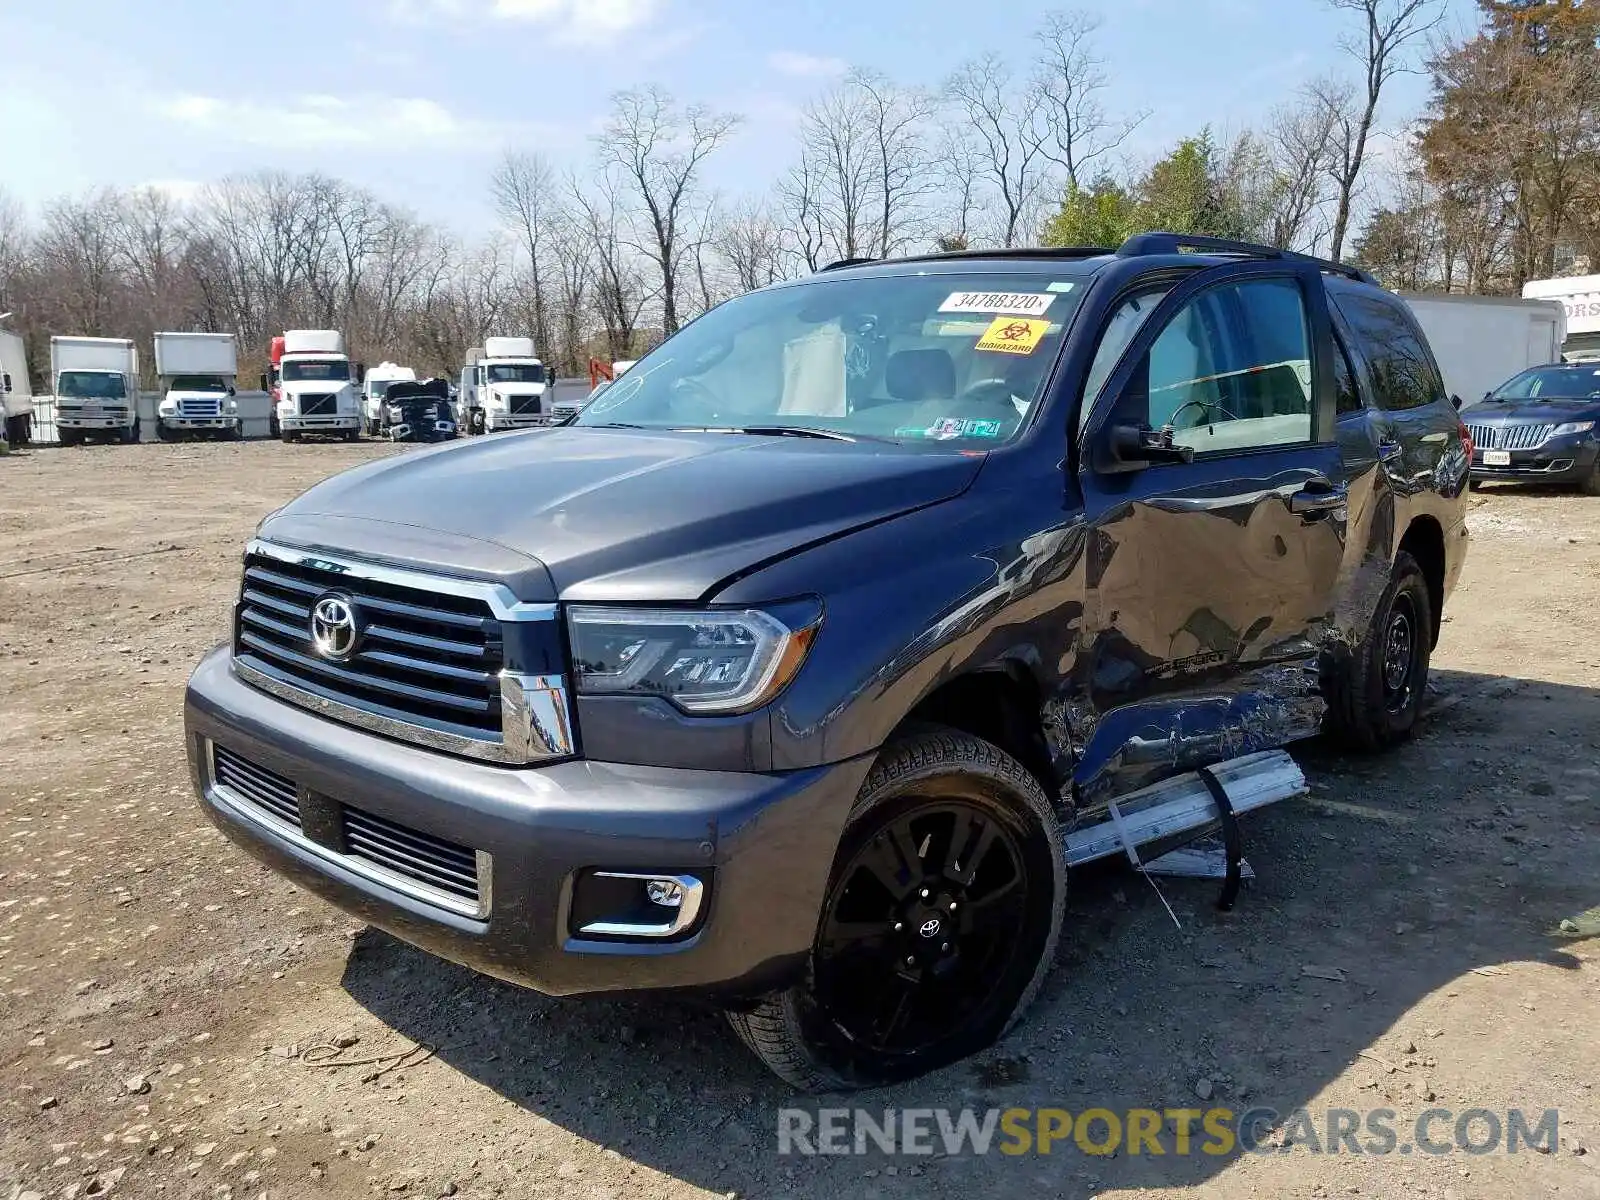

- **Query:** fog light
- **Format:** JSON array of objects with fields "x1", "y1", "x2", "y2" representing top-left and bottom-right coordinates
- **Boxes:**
[
  {"x1": 645, "y1": 878, "x2": 684, "y2": 907},
  {"x1": 571, "y1": 870, "x2": 706, "y2": 940}
]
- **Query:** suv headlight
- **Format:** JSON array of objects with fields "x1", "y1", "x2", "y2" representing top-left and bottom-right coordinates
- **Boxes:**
[
  {"x1": 567, "y1": 603, "x2": 820, "y2": 714},
  {"x1": 1553, "y1": 420, "x2": 1595, "y2": 437}
]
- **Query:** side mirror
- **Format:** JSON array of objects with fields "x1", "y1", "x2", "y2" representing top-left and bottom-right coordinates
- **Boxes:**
[
  {"x1": 259, "y1": 373, "x2": 269, "y2": 392},
  {"x1": 1, "y1": 373, "x2": 10, "y2": 393},
  {"x1": 355, "y1": 363, "x2": 367, "y2": 384},
  {"x1": 1482, "y1": 390, "x2": 1493, "y2": 400},
  {"x1": 1103, "y1": 421, "x2": 1196, "y2": 472},
  {"x1": 227, "y1": 384, "x2": 236, "y2": 396},
  {"x1": 1451, "y1": 394, "x2": 1463, "y2": 411}
]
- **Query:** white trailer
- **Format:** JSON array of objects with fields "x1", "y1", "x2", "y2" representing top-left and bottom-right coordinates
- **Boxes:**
[
  {"x1": 275, "y1": 329, "x2": 363, "y2": 442},
  {"x1": 362, "y1": 361, "x2": 417, "y2": 435},
  {"x1": 154, "y1": 332, "x2": 240, "y2": 440},
  {"x1": 1521, "y1": 273, "x2": 1600, "y2": 360},
  {"x1": 457, "y1": 336, "x2": 551, "y2": 433},
  {"x1": 51, "y1": 336, "x2": 141, "y2": 445},
  {"x1": 1401, "y1": 294, "x2": 1566, "y2": 411},
  {"x1": 0, "y1": 327, "x2": 34, "y2": 447}
]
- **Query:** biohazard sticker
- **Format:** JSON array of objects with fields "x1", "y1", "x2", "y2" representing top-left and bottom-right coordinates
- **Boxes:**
[
  {"x1": 975, "y1": 316, "x2": 1049, "y2": 355},
  {"x1": 938, "y1": 291, "x2": 1055, "y2": 316}
]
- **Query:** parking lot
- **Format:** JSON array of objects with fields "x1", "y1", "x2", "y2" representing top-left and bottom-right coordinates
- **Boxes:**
[{"x1": 2, "y1": 439, "x2": 1598, "y2": 1200}]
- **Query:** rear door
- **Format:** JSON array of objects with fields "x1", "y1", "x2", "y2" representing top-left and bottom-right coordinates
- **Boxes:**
[{"x1": 1072, "y1": 261, "x2": 1352, "y2": 803}]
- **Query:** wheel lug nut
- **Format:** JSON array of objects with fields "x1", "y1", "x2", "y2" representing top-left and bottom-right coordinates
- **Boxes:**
[
  {"x1": 948, "y1": 901, "x2": 957, "y2": 911},
  {"x1": 941, "y1": 942, "x2": 950, "y2": 952},
  {"x1": 920, "y1": 888, "x2": 930, "y2": 899},
  {"x1": 893, "y1": 922, "x2": 903, "y2": 932},
  {"x1": 905, "y1": 955, "x2": 916, "y2": 966}
]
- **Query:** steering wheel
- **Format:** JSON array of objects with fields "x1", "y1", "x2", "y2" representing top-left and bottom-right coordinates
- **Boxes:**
[{"x1": 955, "y1": 378, "x2": 1022, "y2": 409}]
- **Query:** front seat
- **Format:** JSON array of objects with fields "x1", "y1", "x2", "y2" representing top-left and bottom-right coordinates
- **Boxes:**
[{"x1": 882, "y1": 348, "x2": 957, "y2": 405}]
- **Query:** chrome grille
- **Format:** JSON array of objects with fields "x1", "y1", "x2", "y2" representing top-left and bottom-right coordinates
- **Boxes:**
[
  {"x1": 212, "y1": 744, "x2": 301, "y2": 829},
  {"x1": 510, "y1": 394, "x2": 542, "y2": 415},
  {"x1": 179, "y1": 397, "x2": 223, "y2": 417},
  {"x1": 298, "y1": 393, "x2": 337, "y2": 416},
  {"x1": 1467, "y1": 422, "x2": 1556, "y2": 451},
  {"x1": 343, "y1": 805, "x2": 480, "y2": 906},
  {"x1": 235, "y1": 551, "x2": 504, "y2": 740},
  {"x1": 230, "y1": 541, "x2": 573, "y2": 764}
]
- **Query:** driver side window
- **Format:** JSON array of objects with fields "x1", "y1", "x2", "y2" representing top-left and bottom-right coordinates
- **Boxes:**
[{"x1": 1125, "y1": 277, "x2": 1313, "y2": 454}]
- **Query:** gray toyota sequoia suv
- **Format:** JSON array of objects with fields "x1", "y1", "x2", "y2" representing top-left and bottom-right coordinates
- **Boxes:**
[{"x1": 185, "y1": 233, "x2": 1471, "y2": 1090}]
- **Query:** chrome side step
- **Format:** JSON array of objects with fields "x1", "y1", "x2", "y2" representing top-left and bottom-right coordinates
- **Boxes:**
[{"x1": 1064, "y1": 749, "x2": 1306, "y2": 868}]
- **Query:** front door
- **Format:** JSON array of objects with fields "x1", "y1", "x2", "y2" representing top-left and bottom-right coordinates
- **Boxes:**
[{"x1": 1071, "y1": 262, "x2": 1351, "y2": 805}]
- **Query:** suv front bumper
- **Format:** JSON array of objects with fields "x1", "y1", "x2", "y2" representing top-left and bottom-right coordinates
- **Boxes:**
[
  {"x1": 280, "y1": 414, "x2": 359, "y2": 432},
  {"x1": 184, "y1": 646, "x2": 869, "y2": 997}
]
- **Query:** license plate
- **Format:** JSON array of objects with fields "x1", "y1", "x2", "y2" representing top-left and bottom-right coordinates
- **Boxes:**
[{"x1": 1484, "y1": 450, "x2": 1511, "y2": 467}]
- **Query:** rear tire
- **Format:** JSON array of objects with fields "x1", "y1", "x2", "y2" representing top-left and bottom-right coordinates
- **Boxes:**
[
  {"x1": 1322, "y1": 550, "x2": 1433, "y2": 752},
  {"x1": 59, "y1": 429, "x2": 81, "y2": 447},
  {"x1": 726, "y1": 727, "x2": 1065, "y2": 1092},
  {"x1": 280, "y1": 429, "x2": 300, "y2": 444}
]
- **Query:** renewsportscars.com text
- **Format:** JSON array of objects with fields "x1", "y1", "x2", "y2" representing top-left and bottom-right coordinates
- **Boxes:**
[{"x1": 776, "y1": 1106, "x2": 1560, "y2": 1158}]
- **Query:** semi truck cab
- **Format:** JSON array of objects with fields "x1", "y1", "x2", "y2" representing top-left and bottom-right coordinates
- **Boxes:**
[
  {"x1": 458, "y1": 337, "x2": 551, "y2": 433},
  {"x1": 275, "y1": 330, "x2": 363, "y2": 442}
]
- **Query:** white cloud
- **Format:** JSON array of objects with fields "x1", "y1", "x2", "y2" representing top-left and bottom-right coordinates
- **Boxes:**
[
  {"x1": 385, "y1": 0, "x2": 660, "y2": 43},
  {"x1": 767, "y1": 51, "x2": 848, "y2": 79},
  {"x1": 137, "y1": 179, "x2": 207, "y2": 205},
  {"x1": 153, "y1": 92, "x2": 522, "y2": 152}
]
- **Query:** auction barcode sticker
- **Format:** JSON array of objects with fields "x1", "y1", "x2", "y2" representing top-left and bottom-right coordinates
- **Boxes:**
[{"x1": 938, "y1": 291, "x2": 1056, "y2": 316}]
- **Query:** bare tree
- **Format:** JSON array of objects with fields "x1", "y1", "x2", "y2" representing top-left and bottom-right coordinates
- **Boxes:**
[
  {"x1": 787, "y1": 81, "x2": 880, "y2": 264},
  {"x1": 935, "y1": 124, "x2": 987, "y2": 250},
  {"x1": 1033, "y1": 10, "x2": 1147, "y2": 190},
  {"x1": 490, "y1": 151, "x2": 559, "y2": 356},
  {"x1": 1324, "y1": 0, "x2": 1446, "y2": 260},
  {"x1": 33, "y1": 189, "x2": 126, "y2": 335},
  {"x1": 574, "y1": 175, "x2": 653, "y2": 361},
  {"x1": 851, "y1": 70, "x2": 937, "y2": 257},
  {"x1": 945, "y1": 54, "x2": 1053, "y2": 247},
  {"x1": 597, "y1": 87, "x2": 740, "y2": 336},
  {"x1": 1266, "y1": 85, "x2": 1345, "y2": 250},
  {"x1": 718, "y1": 200, "x2": 789, "y2": 291}
]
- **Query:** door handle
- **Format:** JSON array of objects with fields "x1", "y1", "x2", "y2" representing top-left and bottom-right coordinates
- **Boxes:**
[{"x1": 1289, "y1": 485, "x2": 1347, "y2": 516}]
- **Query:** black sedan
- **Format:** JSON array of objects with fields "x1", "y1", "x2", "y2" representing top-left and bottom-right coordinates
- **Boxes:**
[{"x1": 1466, "y1": 363, "x2": 1600, "y2": 493}]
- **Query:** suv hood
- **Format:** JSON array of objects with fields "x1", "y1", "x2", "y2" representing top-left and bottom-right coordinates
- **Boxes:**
[
  {"x1": 1471, "y1": 399, "x2": 1600, "y2": 423},
  {"x1": 259, "y1": 427, "x2": 984, "y2": 602}
]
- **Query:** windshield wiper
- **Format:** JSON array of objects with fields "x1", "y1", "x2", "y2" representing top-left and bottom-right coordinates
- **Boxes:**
[{"x1": 670, "y1": 425, "x2": 860, "y2": 442}]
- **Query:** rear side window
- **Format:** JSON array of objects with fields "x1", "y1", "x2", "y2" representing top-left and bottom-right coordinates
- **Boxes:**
[
  {"x1": 1334, "y1": 335, "x2": 1363, "y2": 414},
  {"x1": 1336, "y1": 294, "x2": 1445, "y2": 411}
]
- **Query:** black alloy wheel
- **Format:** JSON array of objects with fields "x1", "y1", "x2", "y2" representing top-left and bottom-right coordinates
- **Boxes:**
[{"x1": 726, "y1": 728, "x2": 1064, "y2": 1091}]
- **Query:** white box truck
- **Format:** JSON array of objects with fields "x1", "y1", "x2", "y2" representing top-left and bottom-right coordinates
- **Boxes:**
[
  {"x1": 457, "y1": 336, "x2": 550, "y2": 434},
  {"x1": 0, "y1": 326, "x2": 34, "y2": 447},
  {"x1": 52, "y1": 336, "x2": 140, "y2": 445},
  {"x1": 361, "y1": 361, "x2": 416, "y2": 436},
  {"x1": 275, "y1": 329, "x2": 363, "y2": 442},
  {"x1": 154, "y1": 332, "x2": 240, "y2": 440},
  {"x1": 1521, "y1": 273, "x2": 1600, "y2": 360},
  {"x1": 1401, "y1": 294, "x2": 1566, "y2": 411}
]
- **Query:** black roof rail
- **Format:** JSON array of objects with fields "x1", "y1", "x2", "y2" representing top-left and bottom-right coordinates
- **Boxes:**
[
  {"x1": 1116, "y1": 232, "x2": 1379, "y2": 286},
  {"x1": 818, "y1": 257, "x2": 879, "y2": 272},
  {"x1": 817, "y1": 246, "x2": 1117, "y2": 272}
]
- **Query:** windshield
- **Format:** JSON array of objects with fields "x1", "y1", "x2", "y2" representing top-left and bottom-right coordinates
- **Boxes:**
[
  {"x1": 170, "y1": 374, "x2": 229, "y2": 393},
  {"x1": 1492, "y1": 365, "x2": 1600, "y2": 401},
  {"x1": 282, "y1": 359, "x2": 351, "y2": 383},
  {"x1": 487, "y1": 363, "x2": 545, "y2": 385},
  {"x1": 58, "y1": 370, "x2": 127, "y2": 399},
  {"x1": 573, "y1": 272, "x2": 1084, "y2": 444}
]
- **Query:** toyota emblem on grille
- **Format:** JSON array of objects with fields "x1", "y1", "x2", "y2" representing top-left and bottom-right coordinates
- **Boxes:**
[{"x1": 309, "y1": 593, "x2": 359, "y2": 661}]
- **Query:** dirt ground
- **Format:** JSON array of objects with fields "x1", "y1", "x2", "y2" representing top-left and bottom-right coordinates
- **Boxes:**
[{"x1": 2, "y1": 439, "x2": 1597, "y2": 1200}]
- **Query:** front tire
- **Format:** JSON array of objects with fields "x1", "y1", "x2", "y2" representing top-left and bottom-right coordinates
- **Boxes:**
[
  {"x1": 727, "y1": 728, "x2": 1065, "y2": 1091},
  {"x1": 1579, "y1": 454, "x2": 1600, "y2": 496},
  {"x1": 1323, "y1": 550, "x2": 1433, "y2": 751}
]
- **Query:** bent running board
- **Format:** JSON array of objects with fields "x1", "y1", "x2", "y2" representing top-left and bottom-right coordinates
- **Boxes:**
[{"x1": 1064, "y1": 749, "x2": 1306, "y2": 868}]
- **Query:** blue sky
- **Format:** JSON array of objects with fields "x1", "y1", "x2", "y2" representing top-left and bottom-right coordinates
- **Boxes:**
[{"x1": 1, "y1": 0, "x2": 1483, "y2": 232}]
